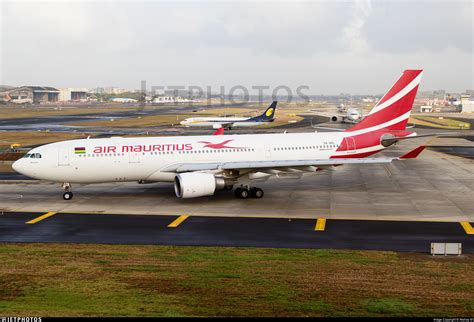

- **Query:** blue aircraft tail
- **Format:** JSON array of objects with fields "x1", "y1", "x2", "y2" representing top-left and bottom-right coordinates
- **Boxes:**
[{"x1": 249, "y1": 101, "x2": 277, "y2": 122}]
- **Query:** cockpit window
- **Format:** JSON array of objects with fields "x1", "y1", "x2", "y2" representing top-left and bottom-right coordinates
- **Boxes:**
[{"x1": 24, "y1": 153, "x2": 41, "y2": 159}]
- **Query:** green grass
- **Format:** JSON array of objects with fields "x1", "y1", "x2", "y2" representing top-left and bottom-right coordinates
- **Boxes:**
[
  {"x1": 363, "y1": 298, "x2": 414, "y2": 315},
  {"x1": 446, "y1": 283, "x2": 474, "y2": 292},
  {"x1": 0, "y1": 243, "x2": 473, "y2": 317},
  {"x1": 410, "y1": 116, "x2": 470, "y2": 129}
]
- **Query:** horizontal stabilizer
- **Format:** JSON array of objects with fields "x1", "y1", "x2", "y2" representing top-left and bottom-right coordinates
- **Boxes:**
[
  {"x1": 399, "y1": 145, "x2": 426, "y2": 159},
  {"x1": 381, "y1": 132, "x2": 460, "y2": 147}
]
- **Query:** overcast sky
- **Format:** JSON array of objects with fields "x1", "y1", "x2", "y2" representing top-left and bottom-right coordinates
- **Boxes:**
[{"x1": 1, "y1": 0, "x2": 473, "y2": 95}]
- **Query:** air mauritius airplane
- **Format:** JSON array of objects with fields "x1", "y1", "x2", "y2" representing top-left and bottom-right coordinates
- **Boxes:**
[
  {"x1": 13, "y1": 70, "x2": 427, "y2": 201},
  {"x1": 179, "y1": 101, "x2": 277, "y2": 129}
]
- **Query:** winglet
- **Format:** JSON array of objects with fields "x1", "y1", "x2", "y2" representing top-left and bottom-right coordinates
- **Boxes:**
[
  {"x1": 399, "y1": 145, "x2": 426, "y2": 159},
  {"x1": 213, "y1": 128, "x2": 224, "y2": 135}
]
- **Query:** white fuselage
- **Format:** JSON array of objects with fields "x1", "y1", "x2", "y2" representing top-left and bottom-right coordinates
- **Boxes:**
[
  {"x1": 12, "y1": 132, "x2": 366, "y2": 184},
  {"x1": 180, "y1": 116, "x2": 264, "y2": 128}
]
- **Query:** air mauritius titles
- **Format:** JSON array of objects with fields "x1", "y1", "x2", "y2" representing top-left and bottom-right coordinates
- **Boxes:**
[
  {"x1": 80, "y1": 140, "x2": 244, "y2": 154},
  {"x1": 92, "y1": 144, "x2": 193, "y2": 154}
]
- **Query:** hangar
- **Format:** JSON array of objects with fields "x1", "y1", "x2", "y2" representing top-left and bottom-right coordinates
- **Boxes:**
[
  {"x1": 6, "y1": 86, "x2": 60, "y2": 103},
  {"x1": 59, "y1": 88, "x2": 89, "y2": 102}
]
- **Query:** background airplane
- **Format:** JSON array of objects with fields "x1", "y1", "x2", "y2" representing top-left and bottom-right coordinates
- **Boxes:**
[
  {"x1": 180, "y1": 101, "x2": 277, "y2": 129},
  {"x1": 330, "y1": 104, "x2": 363, "y2": 124}
]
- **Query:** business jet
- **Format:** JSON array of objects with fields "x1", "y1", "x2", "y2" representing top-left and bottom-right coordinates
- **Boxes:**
[
  {"x1": 179, "y1": 101, "x2": 277, "y2": 129},
  {"x1": 14, "y1": 70, "x2": 429, "y2": 200}
]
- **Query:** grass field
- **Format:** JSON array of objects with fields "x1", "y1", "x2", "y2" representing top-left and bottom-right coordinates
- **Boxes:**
[
  {"x1": 0, "y1": 161, "x2": 14, "y2": 172},
  {"x1": 0, "y1": 243, "x2": 473, "y2": 317},
  {"x1": 409, "y1": 116, "x2": 471, "y2": 129},
  {"x1": 0, "y1": 132, "x2": 88, "y2": 149}
]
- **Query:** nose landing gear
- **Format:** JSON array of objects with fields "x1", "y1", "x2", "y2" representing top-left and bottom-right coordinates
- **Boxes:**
[
  {"x1": 234, "y1": 186, "x2": 264, "y2": 199},
  {"x1": 62, "y1": 182, "x2": 73, "y2": 200}
]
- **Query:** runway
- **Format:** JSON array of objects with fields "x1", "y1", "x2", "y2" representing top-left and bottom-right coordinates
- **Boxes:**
[{"x1": 1, "y1": 212, "x2": 472, "y2": 252}]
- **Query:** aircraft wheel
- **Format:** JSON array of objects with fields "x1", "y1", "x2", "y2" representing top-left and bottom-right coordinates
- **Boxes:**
[
  {"x1": 63, "y1": 192, "x2": 73, "y2": 200},
  {"x1": 234, "y1": 188, "x2": 242, "y2": 198},
  {"x1": 234, "y1": 187, "x2": 249, "y2": 199},
  {"x1": 251, "y1": 187, "x2": 264, "y2": 199}
]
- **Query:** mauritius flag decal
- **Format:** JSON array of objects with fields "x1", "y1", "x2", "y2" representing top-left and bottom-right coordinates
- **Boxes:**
[{"x1": 75, "y1": 147, "x2": 86, "y2": 154}]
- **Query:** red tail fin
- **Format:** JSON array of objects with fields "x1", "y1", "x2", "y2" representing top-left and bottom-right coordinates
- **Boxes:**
[
  {"x1": 347, "y1": 70, "x2": 423, "y2": 133},
  {"x1": 213, "y1": 128, "x2": 224, "y2": 135}
]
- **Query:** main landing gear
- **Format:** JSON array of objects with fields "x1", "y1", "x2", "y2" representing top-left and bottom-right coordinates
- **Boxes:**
[
  {"x1": 62, "y1": 182, "x2": 73, "y2": 200},
  {"x1": 234, "y1": 186, "x2": 264, "y2": 199}
]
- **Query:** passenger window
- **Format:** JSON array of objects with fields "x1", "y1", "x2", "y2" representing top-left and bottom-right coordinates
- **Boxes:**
[{"x1": 36, "y1": 153, "x2": 42, "y2": 159}]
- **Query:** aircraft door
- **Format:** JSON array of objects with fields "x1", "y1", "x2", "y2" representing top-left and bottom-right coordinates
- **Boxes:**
[
  {"x1": 344, "y1": 137, "x2": 356, "y2": 154},
  {"x1": 58, "y1": 148, "x2": 70, "y2": 166},
  {"x1": 264, "y1": 144, "x2": 272, "y2": 158}
]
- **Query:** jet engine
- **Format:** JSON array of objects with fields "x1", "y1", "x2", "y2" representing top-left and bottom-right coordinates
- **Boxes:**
[
  {"x1": 174, "y1": 173, "x2": 225, "y2": 198},
  {"x1": 380, "y1": 133, "x2": 399, "y2": 147}
]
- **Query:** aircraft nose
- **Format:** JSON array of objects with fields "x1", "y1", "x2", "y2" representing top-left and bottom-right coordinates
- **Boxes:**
[{"x1": 12, "y1": 159, "x2": 22, "y2": 173}]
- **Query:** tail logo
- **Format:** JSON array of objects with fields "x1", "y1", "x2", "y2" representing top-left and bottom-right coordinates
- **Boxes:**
[
  {"x1": 198, "y1": 139, "x2": 246, "y2": 149},
  {"x1": 265, "y1": 108, "x2": 274, "y2": 117}
]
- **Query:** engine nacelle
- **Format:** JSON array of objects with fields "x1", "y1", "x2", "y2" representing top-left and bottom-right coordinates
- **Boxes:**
[
  {"x1": 380, "y1": 133, "x2": 398, "y2": 147},
  {"x1": 331, "y1": 116, "x2": 338, "y2": 122},
  {"x1": 174, "y1": 173, "x2": 225, "y2": 198}
]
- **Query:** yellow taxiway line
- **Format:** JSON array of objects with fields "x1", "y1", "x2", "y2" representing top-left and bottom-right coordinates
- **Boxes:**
[
  {"x1": 26, "y1": 212, "x2": 57, "y2": 224},
  {"x1": 460, "y1": 222, "x2": 474, "y2": 235},
  {"x1": 168, "y1": 215, "x2": 189, "y2": 228},
  {"x1": 315, "y1": 218, "x2": 326, "y2": 231}
]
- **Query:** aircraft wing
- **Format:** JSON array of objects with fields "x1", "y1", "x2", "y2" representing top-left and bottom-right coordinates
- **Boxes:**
[
  {"x1": 161, "y1": 158, "x2": 394, "y2": 173},
  {"x1": 204, "y1": 122, "x2": 235, "y2": 129},
  {"x1": 217, "y1": 122, "x2": 235, "y2": 129},
  {"x1": 160, "y1": 146, "x2": 425, "y2": 173}
]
